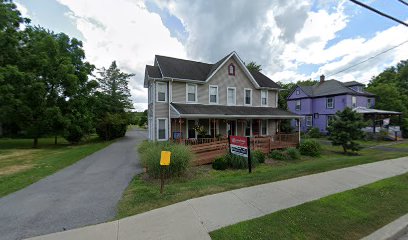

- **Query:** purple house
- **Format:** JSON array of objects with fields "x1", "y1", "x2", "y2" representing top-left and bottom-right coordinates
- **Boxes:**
[{"x1": 287, "y1": 75, "x2": 378, "y2": 133}]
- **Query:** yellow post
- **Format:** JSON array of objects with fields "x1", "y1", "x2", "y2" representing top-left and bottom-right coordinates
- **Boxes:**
[{"x1": 160, "y1": 151, "x2": 171, "y2": 194}]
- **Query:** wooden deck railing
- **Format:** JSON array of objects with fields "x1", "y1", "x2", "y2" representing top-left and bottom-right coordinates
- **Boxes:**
[{"x1": 174, "y1": 133, "x2": 299, "y2": 166}]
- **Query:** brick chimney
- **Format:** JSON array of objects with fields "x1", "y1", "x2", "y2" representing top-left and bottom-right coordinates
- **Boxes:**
[{"x1": 320, "y1": 74, "x2": 325, "y2": 83}]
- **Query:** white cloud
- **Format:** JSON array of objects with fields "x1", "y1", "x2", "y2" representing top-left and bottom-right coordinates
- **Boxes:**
[
  {"x1": 14, "y1": 1, "x2": 29, "y2": 18},
  {"x1": 57, "y1": 0, "x2": 187, "y2": 111},
  {"x1": 317, "y1": 23, "x2": 408, "y2": 82},
  {"x1": 56, "y1": 0, "x2": 408, "y2": 109}
]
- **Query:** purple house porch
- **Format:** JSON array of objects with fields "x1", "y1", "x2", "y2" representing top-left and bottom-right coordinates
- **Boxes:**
[{"x1": 287, "y1": 75, "x2": 403, "y2": 138}]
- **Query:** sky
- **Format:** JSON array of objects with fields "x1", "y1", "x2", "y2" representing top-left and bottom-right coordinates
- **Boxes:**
[{"x1": 15, "y1": 0, "x2": 408, "y2": 111}]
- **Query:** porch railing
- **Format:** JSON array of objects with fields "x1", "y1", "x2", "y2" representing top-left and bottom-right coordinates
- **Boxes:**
[{"x1": 174, "y1": 133, "x2": 299, "y2": 165}]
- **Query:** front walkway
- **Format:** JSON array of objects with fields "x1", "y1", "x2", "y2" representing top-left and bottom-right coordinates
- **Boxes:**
[
  {"x1": 27, "y1": 156, "x2": 408, "y2": 240},
  {"x1": 0, "y1": 129, "x2": 146, "y2": 240}
]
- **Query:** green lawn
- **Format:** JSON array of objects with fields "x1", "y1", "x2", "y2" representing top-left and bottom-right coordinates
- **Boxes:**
[
  {"x1": 388, "y1": 141, "x2": 408, "y2": 149},
  {"x1": 210, "y1": 173, "x2": 408, "y2": 240},
  {"x1": 0, "y1": 136, "x2": 112, "y2": 197},
  {"x1": 116, "y1": 142, "x2": 408, "y2": 219}
]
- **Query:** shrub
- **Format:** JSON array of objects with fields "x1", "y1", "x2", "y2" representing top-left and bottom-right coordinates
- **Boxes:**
[
  {"x1": 299, "y1": 139, "x2": 321, "y2": 157},
  {"x1": 96, "y1": 113, "x2": 129, "y2": 140},
  {"x1": 307, "y1": 127, "x2": 321, "y2": 138},
  {"x1": 212, "y1": 157, "x2": 228, "y2": 170},
  {"x1": 224, "y1": 153, "x2": 259, "y2": 169},
  {"x1": 285, "y1": 147, "x2": 300, "y2": 160},
  {"x1": 269, "y1": 150, "x2": 288, "y2": 160},
  {"x1": 138, "y1": 141, "x2": 193, "y2": 178},
  {"x1": 64, "y1": 125, "x2": 84, "y2": 144},
  {"x1": 252, "y1": 150, "x2": 265, "y2": 163},
  {"x1": 225, "y1": 153, "x2": 248, "y2": 169}
]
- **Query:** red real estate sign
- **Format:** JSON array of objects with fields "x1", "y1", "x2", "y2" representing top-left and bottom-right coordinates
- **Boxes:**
[{"x1": 229, "y1": 136, "x2": 249, "y2": 157}]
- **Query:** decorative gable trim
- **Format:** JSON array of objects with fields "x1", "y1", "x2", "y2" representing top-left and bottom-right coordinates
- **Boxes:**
[
  {"x1": 228, "y1": 63, "x2": 235, "y2": 76},
  {"x1": 205, "y1": 52, "x2": 261, "y2": 89},
  {"x1": 287, "y1": 85, "x2": 311, "y2": 100}
]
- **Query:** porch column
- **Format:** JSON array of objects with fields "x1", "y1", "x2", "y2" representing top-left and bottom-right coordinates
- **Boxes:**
[
  {"x1": 372, "y1": 114, "x2": 376, "y2": 134},
  {"x1": 179, "y1": 118, "x2": 182, "y2": 143},
  {"x1": 297, "y1": 119, "x2": 301, "y2": 143},
  {"x1": 258, "y1": 119, "x2": 260, "y2": 136},
  {"x1": 213, "y1": 118, "x2": 216, "y2": 139}
]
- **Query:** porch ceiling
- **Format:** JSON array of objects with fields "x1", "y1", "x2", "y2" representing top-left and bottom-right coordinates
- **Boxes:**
[{"x1": 170, "y1": 103, "x2": 301, "y2": 119}]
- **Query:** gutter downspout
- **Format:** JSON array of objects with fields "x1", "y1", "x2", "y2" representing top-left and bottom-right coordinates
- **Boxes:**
[
  {"x1": 169, "y1": 79, "x2": 173, "y2": 141},
  {"x1": 152, "y1": 80, "x2": 156, "y2": 141}
]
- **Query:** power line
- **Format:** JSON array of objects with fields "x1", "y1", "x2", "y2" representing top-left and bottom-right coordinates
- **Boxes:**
[
  {"x1": 349, "y1": 0, "x2": 408, "y2": 27},
  {"x1": 326, "y1": 39, "x2": 408, "y2": 78},
  {"x1": 398, "y1": 0, "x2": 408, "y2": 7}
]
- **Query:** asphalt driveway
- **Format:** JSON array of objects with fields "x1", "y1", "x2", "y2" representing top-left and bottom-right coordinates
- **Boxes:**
[{"x1": 0, "y1": 129, "x2": 146, "y2": 240}]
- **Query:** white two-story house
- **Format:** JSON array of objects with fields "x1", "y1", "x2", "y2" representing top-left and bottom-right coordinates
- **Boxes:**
[{"x1": 144, "y1": 51, "x2": 301, "y2": 141}]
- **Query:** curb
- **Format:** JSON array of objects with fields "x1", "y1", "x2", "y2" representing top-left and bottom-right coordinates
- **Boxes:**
[{"x1": 361, "y1": 214, "x2": 408, "y2": 240}]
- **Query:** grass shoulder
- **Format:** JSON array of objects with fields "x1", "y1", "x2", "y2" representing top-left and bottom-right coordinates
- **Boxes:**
[
  {"x1": 0, "y1": 136, "x2": 113, "y2": 197},
  {"x1": 116, "y1": 141, "x2": 408, "y2": 219},
  {"x1": 210, "y1": 173, "x2": 408, "y2": 240}
]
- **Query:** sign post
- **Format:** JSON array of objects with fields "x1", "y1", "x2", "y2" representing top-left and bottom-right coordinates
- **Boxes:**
[
  {"x1": 229, "y1": 135, "x2": 251, "y2": 173},
  {"x1": 160, "y1": 151, "x2": 171, "y2": 194}
]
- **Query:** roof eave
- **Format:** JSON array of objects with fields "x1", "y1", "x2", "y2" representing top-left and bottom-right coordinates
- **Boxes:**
[{"x1": 176, "y1": 113, "x2": 302, "y2": 119}]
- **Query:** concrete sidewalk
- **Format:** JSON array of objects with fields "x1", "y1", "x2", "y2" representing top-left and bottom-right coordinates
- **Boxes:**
[{"x1": 27, "y1": 157, "x2": 408, "y2": 240}]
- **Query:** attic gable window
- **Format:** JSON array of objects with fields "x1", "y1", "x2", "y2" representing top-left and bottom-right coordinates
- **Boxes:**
[{"x1": 228, "y1": 63, "x2": 235, "y2": 76}]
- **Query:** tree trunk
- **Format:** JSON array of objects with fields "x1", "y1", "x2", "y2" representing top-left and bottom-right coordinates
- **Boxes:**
[
  {"x1": 54, "y1": 135, "x2": 58, "y2": 145},
  {"x1": 33, "y1": 137, "x2": 38, "y2": 148},
  {"x1": 342, "y1": 145, "x2": 347, "y2": 153}
]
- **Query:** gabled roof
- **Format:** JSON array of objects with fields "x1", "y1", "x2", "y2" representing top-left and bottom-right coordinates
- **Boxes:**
[
  {"x1": 155, "y1": 55, "x2": 212, "y2": 81},
  {"x1": 171, "y1": 103, "x2": 300, "y2": 118},
  {"x1": 249, "y1": 70, "x2": 281, "y2": 89},
  {"x1": 145, "y1": 65, "x2": 162, "y2": 78},
  {"x1": 146, "y1": 52, "x2": 281, "y2": 89},
  {"x1": 290, "y1": 80, "x2": 375, "y2": 98},
  {"x1": 343, "y1": 81, "x2": 365, "y2": 87},
  {"x1": 298, "y1": 85, "x2": 314, "y2": 96}
]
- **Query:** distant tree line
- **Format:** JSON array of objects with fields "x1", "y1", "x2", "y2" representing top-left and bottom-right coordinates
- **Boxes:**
[{"x1": 0, "y1": 1, "x2": 134, "y2": 147}]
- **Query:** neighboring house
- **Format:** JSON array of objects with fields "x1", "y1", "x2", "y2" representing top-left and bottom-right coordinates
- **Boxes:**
[
  {"x1": 144, "y1": 51, "x2": 301, "y2": 141},
  {"x1": 287, "y1": 76, "x2": 375, "y2": 133}
]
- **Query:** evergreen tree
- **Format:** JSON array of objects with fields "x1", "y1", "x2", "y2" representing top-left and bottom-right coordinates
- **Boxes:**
[
  {"x1": 94, "y1": 61, "x2": 134, "y2": 140},
  {"x1": 327, "y1": 108, "x2": 366, "y2": 153}
]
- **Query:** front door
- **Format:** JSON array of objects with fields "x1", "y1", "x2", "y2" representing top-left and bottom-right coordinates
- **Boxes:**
[
  {"x1": 187, "y1": 120, "x2": 196, "y2": 139},
  {"x1": 227, "y1": 121, "x2": 237, "y2": 136}
]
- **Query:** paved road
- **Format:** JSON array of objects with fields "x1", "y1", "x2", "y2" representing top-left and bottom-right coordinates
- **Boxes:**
[
  {"x1": 0, "y1": 129, "x2": 146, "y2": 240},
  {"x1": 399, "y1": 232, "x2": 408, "y2": 240}
]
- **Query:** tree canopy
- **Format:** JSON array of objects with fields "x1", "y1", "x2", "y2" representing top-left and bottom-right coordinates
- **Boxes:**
[
  {"x1": 367, "y1": 60, "x2": 408, "y2": 137},
  {"x1": 246, "y1": 61, "x2": 262, "y2": 72},
  {"x1": 0, "y1": 1, "x2": 134, "y2": 146}
]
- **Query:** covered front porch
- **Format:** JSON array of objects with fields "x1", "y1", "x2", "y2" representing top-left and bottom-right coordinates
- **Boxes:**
[{"x1": 169, "y1": 103, "x2": 301, "y2": 165}]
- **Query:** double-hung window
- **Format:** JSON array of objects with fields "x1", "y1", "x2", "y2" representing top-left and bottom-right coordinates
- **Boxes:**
[
  {"x1": 156, "y1": 82, "x2": 167, "y2": 102},
  {"x1": 326, "y1": 97, "x2": 334, "y2": 109},
  {"x1": 327, "y1": 115, "x2": 335, "y2": 127},
  {"x1": 209, "y1": 85, "x2": 218, "y2": 104},
  {"x1": 227, "y1": 87, "x2": 236, "y2": 105},
  {"x1": 367, "y1": 98, "x2": 372, "y2": 108},
  {"x1": 244, "y1": 88, "x2": 252, "y2": 105},
  {"x1": 295, "y1": 100, "x2": 301, "y2": 111},
  {"x1": 261, "y1": 90, "x2": 268, "y2": 106},
  {"x1": 157, "y1": 118, "x2": 168, "y2": 140},
  {"x1": 187, "y1": 84, "x2": 197, "y2": 103},
  {"x1": 306, "y1": 115, "x2": 312, "y2": 127},
  {"x1": 352, "y1": 96, "x2": 357, "y2": 108}
]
